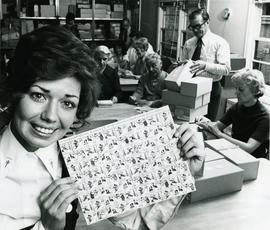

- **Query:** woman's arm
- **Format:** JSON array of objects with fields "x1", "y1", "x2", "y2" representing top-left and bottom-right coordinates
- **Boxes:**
[{"x1": 208, "y1": 124, "x2": 262, "y2": 153}]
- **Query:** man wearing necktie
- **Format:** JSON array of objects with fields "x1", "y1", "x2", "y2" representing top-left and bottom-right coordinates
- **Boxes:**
[{"x1": 182, "y1": 8, "x2": 231, "y2": 121}]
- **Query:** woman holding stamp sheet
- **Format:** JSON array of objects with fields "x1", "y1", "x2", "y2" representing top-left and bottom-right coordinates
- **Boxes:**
[{"x1": 0, "y1": 25, "x2": 204, "y2": 230}]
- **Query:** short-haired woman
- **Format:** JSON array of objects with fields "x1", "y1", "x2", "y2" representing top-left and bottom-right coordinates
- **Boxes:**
[
  {"x1": 129, "y1": 53, "x2": 167, "y2": 108},
  {"x1": 197, "y1": 69, "x2": 269, "y2": 158}
]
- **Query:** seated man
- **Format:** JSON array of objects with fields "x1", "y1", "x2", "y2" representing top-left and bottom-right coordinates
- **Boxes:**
[
  {"x1": 94, "y1": 45, "x2": 123, "y2": 103},
  {"x1": 196, "y1": 69, "x2": 270, "y2": 158},
  {"x1": 129, "y1": 53, "x2": 167, "y2": 108},
  {"x1": 123, "y1": 32, "x2": 155, "y2": 70}
]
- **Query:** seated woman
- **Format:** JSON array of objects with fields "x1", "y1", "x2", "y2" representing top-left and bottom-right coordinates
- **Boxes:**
[
  {"x1": 197, "y1": 69, "x2": 269, "y2": 158},
  {"x1": 129, "y1": 53, "x2": 167, "y2": 108},
  {"x1": 0, "y1": 25, "x2": 204, "y2": 230}
]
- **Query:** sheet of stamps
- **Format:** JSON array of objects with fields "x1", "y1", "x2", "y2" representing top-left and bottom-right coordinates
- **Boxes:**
[{"x1": 59, "y1": 106, "x2": 196, "y2": 225}]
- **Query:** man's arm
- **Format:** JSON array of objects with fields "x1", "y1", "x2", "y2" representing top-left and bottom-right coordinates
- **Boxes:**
[{"x1": 204, "y1": 40, "x2": 231, "y2": 76}]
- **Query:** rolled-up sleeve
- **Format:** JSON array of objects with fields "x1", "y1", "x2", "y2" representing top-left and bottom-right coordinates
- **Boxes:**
[{"x1": 205, "y1": 39, "x2": 231, "y2": 76}]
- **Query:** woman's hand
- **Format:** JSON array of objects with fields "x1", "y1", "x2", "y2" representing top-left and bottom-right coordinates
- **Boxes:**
[
  {"x1": 39, "y1": 177, "x2": 78, "y2": 230},
  {"x1": 207, "y1": 124, "x2": 223, "y2": 138},
  {"x1": 174, "y1": 123, "x2": 205, "y2": 175}
]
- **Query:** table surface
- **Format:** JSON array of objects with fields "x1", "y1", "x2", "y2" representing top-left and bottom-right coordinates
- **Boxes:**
[
  {"x1": 89, "y1": 103, "x2": 151, "y2": 121},
  {"x1": 76, "y1": 104, "x2": 270, "y2": 230}
]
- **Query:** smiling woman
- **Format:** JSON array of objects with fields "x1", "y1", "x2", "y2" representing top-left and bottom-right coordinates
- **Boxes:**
[
  {"x1": 0, "y1": 25, "x2": 100, "y2": 230},
  {"x1": 0, "y1": 25, "x2": 206, "y2": 230}
]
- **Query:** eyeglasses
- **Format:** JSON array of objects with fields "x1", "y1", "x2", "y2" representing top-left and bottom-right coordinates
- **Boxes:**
[{"x1": 188, "y1": 20, "x2": 207, "y2": 31}]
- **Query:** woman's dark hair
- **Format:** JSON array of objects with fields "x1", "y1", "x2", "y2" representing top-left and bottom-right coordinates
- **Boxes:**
[
  {"x1": 189, "y1": 8, "x2": 210, "y2": 21},
  {"x1": 1, "y1": 25, "x2": 100, "y2": 123}
]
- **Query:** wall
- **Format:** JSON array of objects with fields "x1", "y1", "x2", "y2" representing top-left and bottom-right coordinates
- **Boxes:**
[
  {"x1": 209, "y1": 0, "x2": 251, "y2": 56},
  {"x1": 140, "y1": 0, "x2": 158, "y2": 51}
]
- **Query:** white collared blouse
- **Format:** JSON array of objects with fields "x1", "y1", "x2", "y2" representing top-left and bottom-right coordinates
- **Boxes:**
[{"x1": 0, "y1": 124, "x2": 62, "y2": 230}]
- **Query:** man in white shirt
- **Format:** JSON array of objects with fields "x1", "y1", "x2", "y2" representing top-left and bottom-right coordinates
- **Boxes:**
[{"x1": 182, "y1": 8, "x2": 231, "y2": 121}]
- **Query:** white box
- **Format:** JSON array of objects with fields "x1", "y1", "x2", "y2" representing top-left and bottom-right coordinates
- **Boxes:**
[
  {"x1": 189, "y1": 159, "x2": 244, "y2": 202},
  {"x1": 59, "y1": 5, "x2": 69, "y2": 17},
  {"x1": 205, "y1": 147, "x2": 224, "y2": 162},
  {"x1": 175, "y1": 105, "x2": 208, "y2": 122},
  {"x1": 219, "y1": 148, "x2": 260, "y2": 181},
  {"x1": 181, "y1": 77, "x2": 213, "y2": 97},
  {"x1": 165, "y1": 60, "x2": 193, "y2": 92},
  {"x1": 205, "y1": 138, "x2": 238, "y2": 151},
  {"x1": 202, "y1": 93, "x2": 211, "y2": 105},
  {"x1": 80, "y1": 8, "x2": 92, "y2": 16},
  {"x1": 95, "y1": 4, "x2": 110, "y2": 11},
  {"x1": 114, "y1": 4, "x2": 124, "y2": 11},
  {"x1": 40, "y1": 5, "x2": 55, "y2": 17},
  {"x1": 162, "y1": 89, "x2": 203, "y2": 109}
]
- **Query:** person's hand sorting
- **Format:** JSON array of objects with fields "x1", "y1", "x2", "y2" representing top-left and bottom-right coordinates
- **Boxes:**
[
  {"x1": 39, "y1": 177, "x2": 78, "y2": 230},
  {"x1": 174, "y1": 123, "x2": 205, "y2": 175},
  {"x1": 190, "y1": 60, "x2": 206, "y2": 74},
  {"x1": 207, "y1": 123, "x2": 224, "y2": 138}
]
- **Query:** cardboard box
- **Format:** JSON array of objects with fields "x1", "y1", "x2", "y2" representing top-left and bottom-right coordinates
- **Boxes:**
[
  {"x1": 162, "y1": 90, "x2": 203, "y2": 109},
  {"x1": 111, "y1": 11, "x2": 123, "y2": 18},
  {"x1": 202, "y1": 93, "x2": 211, "y2": 105},
  {"x1": 80, "y1": 8, "x2": 92, "y2": 17},
  {"x1": 40, "y1": 5, "x2": 55, "y2": 17},
  {"x1": 165, "y1": 60, "x2": 193, "y2": 91},
  {"x1": 180, "y1": 77, "x2": 213, "y2": 97},
  {"x1": 59, "y1": 5, "x2": 69, "y2": 17},
  {"x1": 95, "y1": 4, "x2": 111, "y2": 10},
  {"x1": 205, "y1": 147, "x2": 224, "y2": 162},
  {"x1": 175, "y1": 105, "x2": 208, "y2": 122},
  {"x1": 205, "y1": 138, "x2": 238, "y2": 151},
  {"x1": 219, "y1": 148, "x2": 260, "y2": 181},
  {"x1": 189, "y1": 159, "x2": 244, "y2": 202},
  {"x1": 114, "y1": 4, "x2": 124, "y2": 11}
]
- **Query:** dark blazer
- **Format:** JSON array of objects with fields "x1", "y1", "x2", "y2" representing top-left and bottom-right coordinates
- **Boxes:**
[{"x1": 98, "y1": 65, "x2": 123, "y2": 102}]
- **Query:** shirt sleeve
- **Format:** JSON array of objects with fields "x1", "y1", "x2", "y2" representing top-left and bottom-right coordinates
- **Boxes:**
[
  {"x1": 181, "y1": 42, "x2": 189, "y2": 61},
  {"x1": 204, "y1": 40, "x2": 231, "y2": 76},
  {"x1": 250, "y1": 116, "x2": 270, "y2": 143}
]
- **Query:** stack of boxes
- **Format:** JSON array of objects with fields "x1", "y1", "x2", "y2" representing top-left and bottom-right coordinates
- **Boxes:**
[
  {"x1": 77, "y1": 0, "x2": 92, "y2": 18},
  {"x1": 188, "y1": 138, "x2": 260, "y2": 203},
  {"x1": 94, "y1": 3, "x2": 111, "y2": 18},
  {"x1": 40, "y1": 5, "x2": 56, "y2": 17},
  {"x1": 59, "y1": 0, "x2": 76, "y2": 17},
  {"x1": 112, "y1": 3, "x2": 124, "y2": 18},
  {"x1": 78, "y1": 23, "x2": 91, "y2": 39},
  {"x1": 162, "y1": 60, "x2": 213, "y2": 122},
  {"x1": 205, "y1": 139, "x2": 260, "y2": 181},
  {"x1": 78, "y1": 2, "x2": 111, "y2": 18}
]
